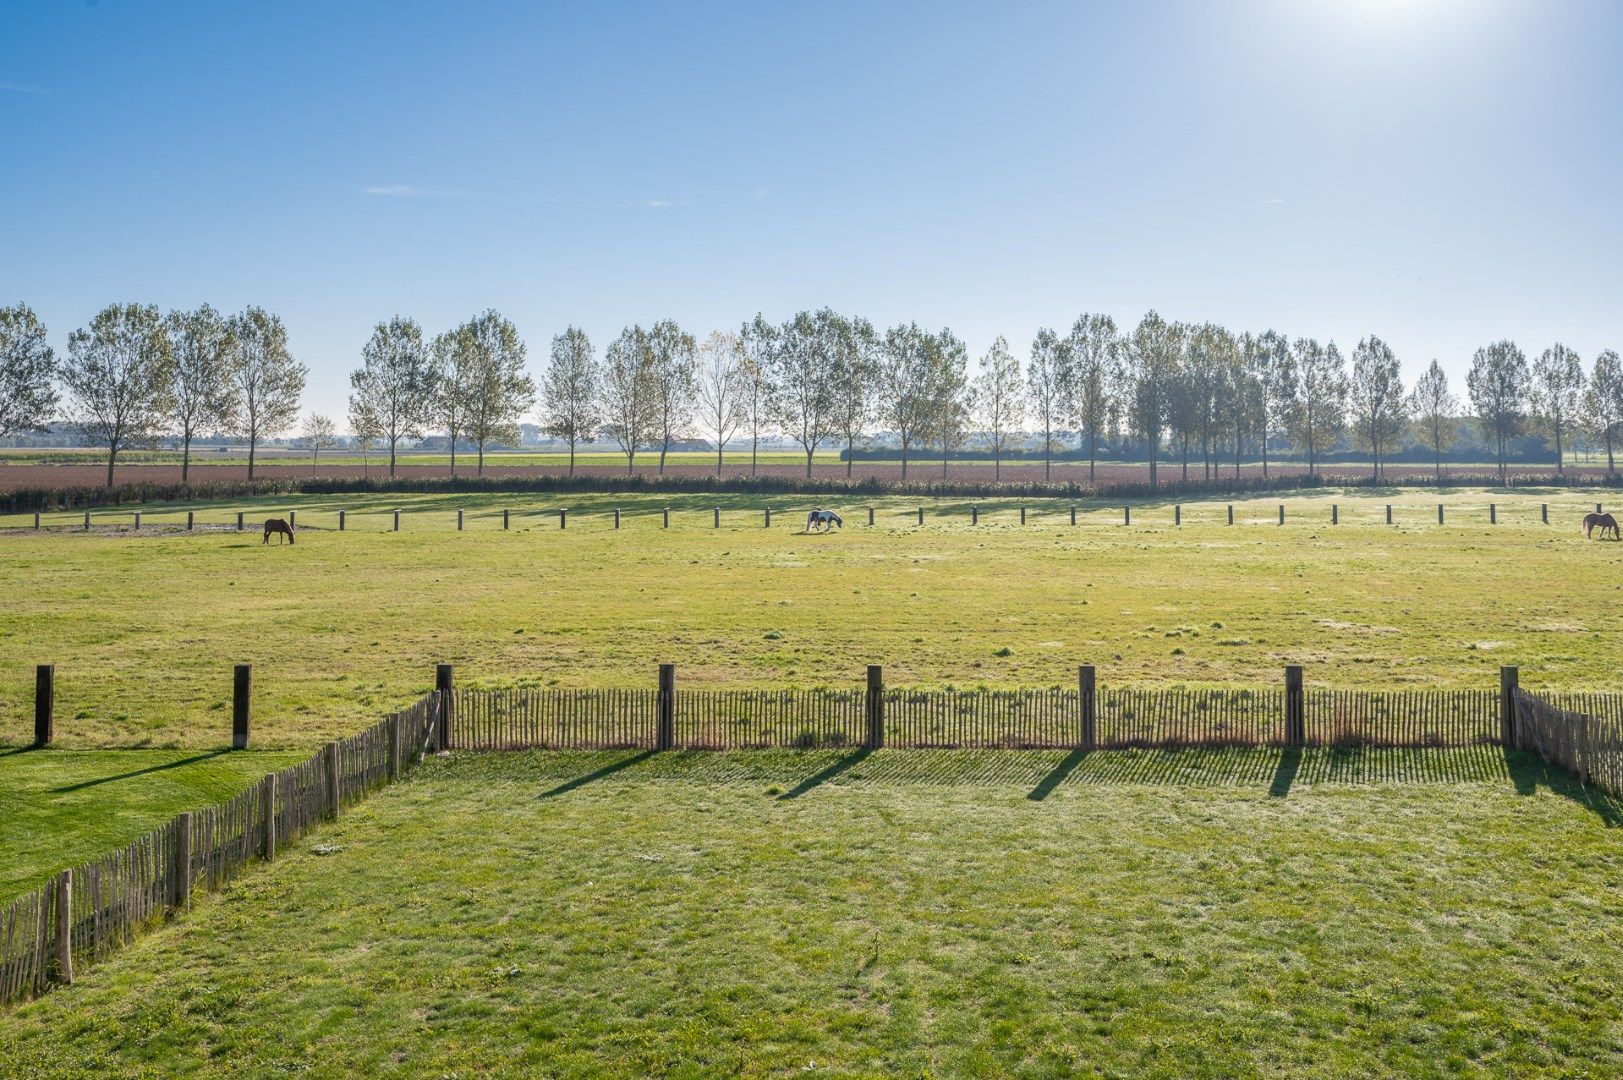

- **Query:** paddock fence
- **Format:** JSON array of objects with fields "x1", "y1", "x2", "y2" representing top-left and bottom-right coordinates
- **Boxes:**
[
  {"x1": 1513, "y1": 689, "x2": 1623, "y2": 797},
  {"x1": 0, "y1": 693, "x2": 439, "y2": 1006}
]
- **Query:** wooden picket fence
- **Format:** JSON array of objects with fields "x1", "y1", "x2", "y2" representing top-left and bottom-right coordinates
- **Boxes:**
[
  {"x1": 0, "y1": 693, "x2": 439, "y2": 1005},
  {"x1": 1513, "y1": 689, "x2": 1623, "y2": 797},
  {"x1": 449, "y1": 681, "x2": 1509, "y2": 752}
]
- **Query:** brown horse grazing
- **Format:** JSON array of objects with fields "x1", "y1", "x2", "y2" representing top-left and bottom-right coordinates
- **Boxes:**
[
  {"x1": 1582, "y1": 512, "x2": 1620, "y2": 540},
  {"x1": 263, "y1": 518, "x2": 296, "y2": 544}
]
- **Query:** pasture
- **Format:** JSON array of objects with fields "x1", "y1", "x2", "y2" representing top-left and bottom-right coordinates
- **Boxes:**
[
  {"x1": 2, "y1": 749, "x2": 1619, "y2": 1077},
  {"x1": 3, "y1": 489, "x2": 1621, "y2": 750}
]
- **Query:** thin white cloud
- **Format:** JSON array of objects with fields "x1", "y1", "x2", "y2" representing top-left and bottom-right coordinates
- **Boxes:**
[
  {"x1": 1259, "y1": 198, "x2": 1285, "y2": 205},
  {"x1": 751, "y1": 187, "x2": 770, "y2": 202},
  {"x1": 642, "y1": 199, "x2": 675, "y2": 208},
  {"x1": 361, "y1": 184, "x2": 432, "y2": 198},
  {"x1": 0, "y1": 81, "x2": 49, "y2": 96}
]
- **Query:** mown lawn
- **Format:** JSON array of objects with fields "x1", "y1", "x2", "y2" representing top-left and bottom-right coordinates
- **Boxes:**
[
  {"x1": 2, "y1": 747, "x2": 1619, "y2": 1078},
  {"x1": 0, "y1": 748, "x2": 305, "y2": 902},
  {"x1": 2, "y1": 490, "x2": 1620, "y2": 748}
]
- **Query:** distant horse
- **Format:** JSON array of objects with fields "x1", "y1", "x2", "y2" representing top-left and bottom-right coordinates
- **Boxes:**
[
  {"x1": 805, "y1": 508, "x2": 843, "y2": 533},
  {"x1": 263, "y1": 518, "x2": 296, "y2": 545},
  {"x1": 1583, "y1": 512, "x2": 1620, "y2": 540}
]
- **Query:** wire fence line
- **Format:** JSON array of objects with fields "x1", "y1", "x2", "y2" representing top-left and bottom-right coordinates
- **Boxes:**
[{"x1": 1, "y1": 694, "x2": 439, "y2": 1006}]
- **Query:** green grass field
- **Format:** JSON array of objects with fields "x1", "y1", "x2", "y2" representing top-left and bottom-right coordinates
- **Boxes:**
[
  {"x1": 2, "y1": 489, "x2": 1619, "y2": 750},
  {"x1": 3, "y1": 748, "x2": 1619, "y2": 1077}
]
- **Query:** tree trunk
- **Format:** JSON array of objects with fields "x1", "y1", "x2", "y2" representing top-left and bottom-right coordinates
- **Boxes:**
[
  {"x1": 846, "y1": 438, "x2": 854, "y2": 478},
  {"x1": 247, "y1": 434, "x2": 257, "y2": 480},
  {"x1": 806, "y1": 447, "x2": 814, "y2": 479},
  {"x1": 1555, "y1": 422, "x2": 1564, "y2": 475},
  {"x1": 568, "y1": 439, "x2": 575, "y2": 478},
  {"x1": 106, "y1": 447, "x2": 117, "y2": 488},
  {"x1": 477, "y1": 443, "x2": 485, "y2": 476},
  {"x1": 717, "y1": 441, "x2": 724, "y2": 478},
  {"x1": 659, "y1": 440, "x2": 667, "y2": 475},
  {"x1": 389, "y1": 438, "x2": 397, "y2": 479},
  {"x1": 449, "y1": 432, "x2": 457, "y2": 478},
  {"x1": 1607, "y1": 428, "x2": 1616, "y2": 476},
  {"x1": 1043, "y1": 428, "x2": 1051, "y2": 481},
  {"x1": 1088, "y1": 429, "x2": 1097, "y2": 483},
  {"x1": 1148, "y1": 435, "x2": 1157, "y2": 490},
  {"x1": 901, "y1": 438, "x2": 909, "y2": 480},
  {"x1": 181, "y1": 433, "x2": 192, "y2": 484},
  {"x1": 995, "y1": 452, "x2": 1001, "y2": 483},
  {"x1": 627, "y1": 449, "x2": 635, "y2": 475},
  {"x1": 751, "y1": 429, "x2": 758, "y2": 476}
]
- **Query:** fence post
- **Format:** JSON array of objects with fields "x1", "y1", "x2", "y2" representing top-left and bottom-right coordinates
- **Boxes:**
[
  {"x1": 1123, "y1": 506, "x2": 1130, "y2": 526},
  {"x1": 232, "y1": 663, "x2": 251, "y2": 749},
  {"x1": 263, "y1": 773, "x2": 277, "y2": 861},
  {"x1": 288, "y1": 510, "x2": 296, "y2": 529},
  {"x1": 663, "y1": 508, "x2": 670, "y2": 529},
  {"x1": 1277, "y1": 504, "x2": 1284, "y2": 526},
  {"x1": 1285, "y1": 665, "x2": 1305, "y2": 746},
  {"x1": 35, "y1": 664, "x2": 54, "y2": 747},
  {"x1": 1490, "y1": 503, "x2": 1496, "y2": 525},
  {"x1": 84, "y1": 510, "x2": 91, "y2": 531},
  {"x1": 503, "y1": 508, "x2": 510, "y2": 530},
  {"x1": 868, "y1": 506, "x2": 874, "y2": 526},
  {"x1": 764, "y1": 507, "x2": 771, "y2": 528},
  {"x1": 1020, "y1": 507, "x2": 1027, "y2": 525},
  {"x1": 713, "y1": 507, "x2": 720, "y2": 528},
  {"x1": 1078, "y1": 665, "x2": 1096, "y2": 751},
  {"x1": 971, "y1": 506, "x2": 978, "y2": 525},
  {"x1": 1437, "y1": 503, "x2": 1444, "y2": 525},
  {"x1": 457, "y1": 509, "x2": 464, "y2": 531},
  {"x1": 324, "y1": 742, "x2": 341, "y2": 818},
  {"x1": 186, "y1": 510, "x2": 194, "y2": 531},
  {"x1": 435, "y1": 664, "x2": 454, "y2": 751},
  {"x1": 917, "y1": 507, "x2": 924, "y2": 526},
  {"x1": 1598, "y1": 502, "x2": 1605, "y2": 514},
  {"x1": 339, "y1": 509, "x2": 346, "y2": 531},
  {"x1": 134, "y1": 511, "x2": 141, "y2": 530},
  {"x1": 1331, "y1": 504, "x2": 1338, "y2": 525},
  {"x1": 54, "y1": 870, "x2": 72, "y2": 986},
  {"x1": 34, "y1": 511, "x2": 40, "y2": 530},
  {"x1": 1541, "y1": 503, "x2": 1548, "y2": 524},
  {"x1": 1174, "y1": 505, "x2": 1181, "y2": 526},
  {"x1": 1500, "y1": 666, "x2": 1518, "y2": 748},
  {"x1": 656, "y1": 664, "x2": 675, "y2": 750},
  {"x1": 1227, "y1": 504, "x2": 1233, "y2": 526},
  {"x1": 386, "y1": 713, "x2": 401, "y2": 781},
  {"x1": 1070, "y1": 506, "x2": 1077, "y2": 525},
  {"x1": 393, "y1": 509, "x2": 401, "y2": 531},
  {"x1": 1386, "y1": 504, "x2": 1393, "y2": 525},
  {"x1": 560, "y1": 508, "x2": 568, "y2": 529},
  {"x1": 236, "y1": 511, "x2": 244, "y2": 531},
  {"x1": 174, "y1": 812, "x2": 193, "y2": 910},
  {"x1": 866, "y1": 665, "x2": 885, "y2": 749}
]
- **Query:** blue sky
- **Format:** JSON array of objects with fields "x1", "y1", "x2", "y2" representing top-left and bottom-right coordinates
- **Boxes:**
[{"x1": 3, "y1": 0, "x2": 1620, "y2": 420}]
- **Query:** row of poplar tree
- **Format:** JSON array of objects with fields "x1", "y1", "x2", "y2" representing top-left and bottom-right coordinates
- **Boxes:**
[{"x1": 3, "y1": 302, "x2": 1620, "y2": 487}]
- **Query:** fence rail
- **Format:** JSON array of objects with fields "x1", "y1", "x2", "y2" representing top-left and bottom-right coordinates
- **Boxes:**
[
  {"x1": 1, "y1": 693, "x2": 439, "y2": 1006},
  {"x1": 449, "y1": 683, "x2": 1518, "y2": 752}
]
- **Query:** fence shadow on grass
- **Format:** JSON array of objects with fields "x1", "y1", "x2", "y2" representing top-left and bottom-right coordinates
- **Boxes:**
[
  {"x1": 1505, "y1": 751, "x2": 1623, "y2": 827},
  {"x1": 778, "y1": 748, "x2": 872, "y2": 800},
  {"x1": 536, "y1": 749, "x2": 660, "y2": 799},
  {"x1": 49, "y1": 750, "x2": 229, "y2": 793}
]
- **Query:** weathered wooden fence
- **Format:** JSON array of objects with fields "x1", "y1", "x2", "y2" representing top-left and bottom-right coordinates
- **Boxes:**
[
  {"x1": 0, "y1": 694, "x2": 439, "y2": 1005},
  {"x1": 449, "y1": 670, "x2": 1516, "y2": 752},
  {"x1": 1513, "y1": 689, "x2": 1623, "y2": 797}
]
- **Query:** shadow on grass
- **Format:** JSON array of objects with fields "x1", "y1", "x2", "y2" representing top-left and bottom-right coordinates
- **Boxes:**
[
  {"x1": 1506, "y1": 750, "x2": 1623, "y2": 828},
  {"x1": 1026, "y1": 747, "x2": 1089, "y2": 801},
  {"x1": 0, "y1": 746, "x2": 39, "y2": 759},
  {"x1": 1268, "y1": 746, "x2": 1301, "y2": 799},
  {"x1": 50, "y1": 750, "x2": 229, "y2": 793},
  {"x1": 779, "y1": 748, "x2": 872, "y2": 800},
  {"x1": 536, "y1": 749, "x2": 659, "y2": 799}
]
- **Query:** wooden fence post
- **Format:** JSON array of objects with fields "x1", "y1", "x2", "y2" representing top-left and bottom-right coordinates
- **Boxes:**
[
  {"x1": 1331, "y1": 504, "x2": 1338, "y2": 525},
  {"x1": 1020, "y1": 507, "x2": 1027, "y2": 525},
  {"x1": 1490, "y1": 503, "x2": 1496, "y2": 525},
  {"x1": 1541, "y1": 503, "x2": 1548, "y2": 524},
  {"x1": 917, "y1": 507, "x2": 924, "y2": 526},
  {"x1": 764, "y1": 507, "x2": 771, "y2": 528},
  {"x1": 54, "y1": 870, "x2": 72, "y2": 985},
  {"x1": 288, "y1": 510, "x2": 296, "y2": 529},
  {"x1": 1277, "y1": 504, "x2": 1284, "y2": 526},
  {"x1": 435, "y1": 664, "x2": 454, "y2": 751},
  {"x1": 232, "y1": 664, "x2": 251, "y2": 750},
  {"x1": 324, "y1": 742, "x2": 341, "y2": 818},
  {"x1": 393, "y1": 509, "x2": 400, "y2": 531},
  {"x1": 457, "y1": 509, "x2": 464, "y2": 531},
  {"x1": 560, "y1": 508, "x2": 568, "y2": 529},
  {"x1": 1500, "y1": 666, "x2": 1518, "y2": 748},
  {"x1": 339, "y1": 509, "x2": 346, "y2": 531},
  {"x1": 663, "y1": 508, "x2": 670, "y2": 529},
  {"x1": 1078, "y1": 665, "x2": 1096, "y2": 751},
  {"x1": 1386, "y1": 504, "x2": 1393, "y2": 525},
  {"x1": 386, "y1": 713, "x2": 401, "y2": 781},
  {"x1": 186, "y1": 510, "x2": 194, "y2": 531},
  {"x1": 263, "y1": 774, "x2": 277, "y2": 861},
  {"x1": 1598, "y1": 502, "x2": 1605, "y2": 514},
  {"x1": 1285, "y1": 665, "x2": 1305, "y2": 746},
  {"x1": 35, "y1": 664, "x2": 53, "y2": 747},
  {"x1": 1070, "y1": 506, "x2": 1077, "y2": 525},
  {"x1": 1123, "y1": 506, "x2": 1131, "y2": 526},
  {"x1": 34, "y1": 511, "x2": 40, "y2": 530},
  {"x1": 175, "y1": 812, "x2": 193, "y2": 910},
  {"x1": 971, "y1": 506, "x2": 978, "y2": 525},
  {"x1": 236, "y1": 511, "x2": 244, "y2": 531},
  {"x1": 713, "y1": 507, "x2": 720, "y2": 528},
  {"x1": 866, "y1": 665, "x2": 884, "y2": 749},
  {"x1": 615, "y1": 508, "x2": 622, "y2": 529},
  {"x1": 656, "y1": 664, "x2": 675, "y2": 750},
  {"x1": 133, "y1": 511, "x2": 141, "y2": 530},
  {"x1": 1227, "y1": 504, "x2": 1234, "y2": 526},
  {"x1": 503, "y1": 508, "x2": 510, "y2": 530},
  {"x1": 1174, "y1": 505, "x2": 1181, "y2": 526},
  {"x1": 868, "y1": 506, "x2": 874, "y2": 526},
  {"x1": 84, "y1": 510, "x2": 92, "y2": 531},
  {"x1": 1437, "y1": 503, "x2": 1444, "y2": 525}
]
